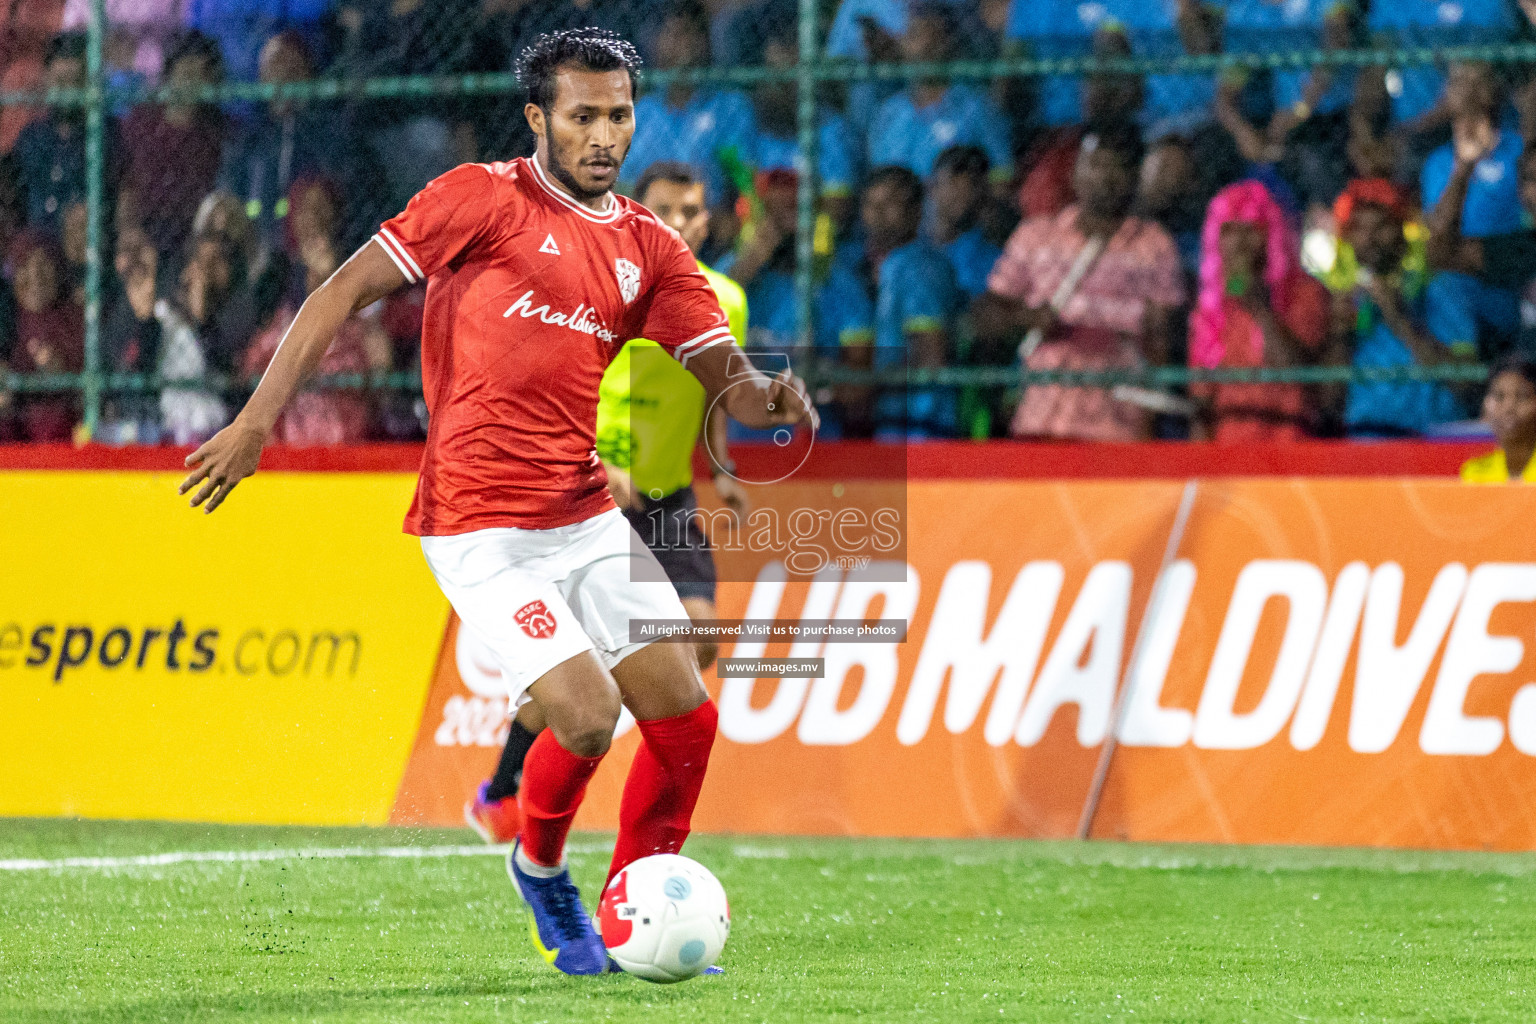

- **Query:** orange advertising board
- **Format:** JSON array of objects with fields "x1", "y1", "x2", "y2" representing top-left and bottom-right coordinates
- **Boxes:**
[{"x1": 391, "y1": 478, "x2": 1536, "y2": 851}]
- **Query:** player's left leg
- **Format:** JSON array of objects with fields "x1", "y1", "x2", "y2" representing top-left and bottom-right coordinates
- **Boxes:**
[
  {"x1": 556, "y1": 508, "x2": 719, "y2": 887},
  {"x1": 605, "y1": 640, "x2": 716, "y2": 886}
]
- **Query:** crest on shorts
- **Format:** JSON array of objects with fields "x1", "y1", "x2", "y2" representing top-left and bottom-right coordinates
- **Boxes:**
[
  {"x1": 615, "y1": 258, "x2": 641, "y2": 304},
  {"x1": 514, "y1": 599, "x2": 558, "y2": 639}
]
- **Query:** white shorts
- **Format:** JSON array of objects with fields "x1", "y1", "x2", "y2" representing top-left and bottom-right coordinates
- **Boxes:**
[{"x1": 420, "y1": 508, "x2": 690, "y2": 709}]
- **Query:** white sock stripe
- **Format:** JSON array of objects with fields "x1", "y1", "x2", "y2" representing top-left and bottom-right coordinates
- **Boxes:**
[
  {"x1": 372, "y1": 233, "x2": 417, "y2": 283},
  {"x1": 377, "y1": 228, "x2": 424, "y2": 279}
]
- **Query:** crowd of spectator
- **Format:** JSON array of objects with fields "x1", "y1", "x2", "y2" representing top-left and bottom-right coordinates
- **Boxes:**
[{"x1": 5, "y1": 0, "x2": 1536, "y2": 446}]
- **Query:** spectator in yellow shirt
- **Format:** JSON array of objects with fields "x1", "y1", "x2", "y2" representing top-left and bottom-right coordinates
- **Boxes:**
[{"x1": 1462, "y1": 357, "x2": 1536, "y2": 483}]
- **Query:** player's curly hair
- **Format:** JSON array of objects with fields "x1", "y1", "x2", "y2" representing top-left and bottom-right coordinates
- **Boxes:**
[{"x1": 515, "y1": 28, "x2": 643, "y2": 110}]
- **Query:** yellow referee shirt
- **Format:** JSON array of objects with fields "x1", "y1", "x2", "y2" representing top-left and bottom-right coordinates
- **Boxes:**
[
  {"x1": 595, "y1": 263, "x2": 748, "y2": 499},
  {"x1": 1460, "y1": 449, "x2": 1536, "y2": 483}
]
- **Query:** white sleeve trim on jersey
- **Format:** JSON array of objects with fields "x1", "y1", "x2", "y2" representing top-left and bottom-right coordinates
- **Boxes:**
[
  {"x1": 373, "y1": 228, "x2": 424, "y2": 284},
  {"x1": 675, "y1": 329, "x2": 735, "y2": 368},
  {"x1": 673, "y1": 325, "x2": 734, "y2": 363}
]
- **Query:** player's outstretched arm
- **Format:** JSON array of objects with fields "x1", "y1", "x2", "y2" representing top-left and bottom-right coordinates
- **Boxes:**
[
  {"x1": 684, "y1": 343, "x2": 819, "y2": 432},
  {"x1": 178, "y1": 240, "x2": 408, "y2": 513}
]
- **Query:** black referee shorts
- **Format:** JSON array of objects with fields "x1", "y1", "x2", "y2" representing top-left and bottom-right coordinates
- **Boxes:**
[{"x1": 623, "y1": 484, "x2": 718, "y2": 602}]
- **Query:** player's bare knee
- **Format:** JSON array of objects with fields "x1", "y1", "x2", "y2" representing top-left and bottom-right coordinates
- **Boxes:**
[
  {"x1": 548, "y1": 686, "x2": 621, "y2": 758},
  {"x1": 559, "y1": 721, "x2": 614, "y2": 758},
  {"x1": 547, "y1": 700, "x2": 618, "y2": 757}
]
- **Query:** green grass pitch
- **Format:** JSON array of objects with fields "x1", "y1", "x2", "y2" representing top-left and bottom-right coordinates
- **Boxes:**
[{"x1": 1, "y1": 819, "x2": 1532, "y2": 1023}]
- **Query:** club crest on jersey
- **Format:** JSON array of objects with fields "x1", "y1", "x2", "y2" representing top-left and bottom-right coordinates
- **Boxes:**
[
  {"x1": 615, "y1": 258, "x2": 641, "y2": 304},
  {"x1": 514, "y1": 600, "x2": 557, "y2": 639}
]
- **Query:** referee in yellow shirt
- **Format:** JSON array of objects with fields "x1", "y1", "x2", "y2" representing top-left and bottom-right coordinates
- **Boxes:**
[
  {"x1": 466, "y1": 162, "x2": 751, "y2": 842},
  {"x1": 1461, "y1": 357, "x2": 1536, "y2": 484},
  {"x1": 594, "y1": 161, "x2": 750, "y2": 670}
]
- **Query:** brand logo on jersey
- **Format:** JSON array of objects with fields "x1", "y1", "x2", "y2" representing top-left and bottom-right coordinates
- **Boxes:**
[
  {"x1": 539, "y1": 234, "x2": 561, "y2": 255},
  {"x1": 615, "y1": 258, "x2": 641, "y2": 304},
  {"x1": 503, "y1": 290, "x2": 615, "y2": 342},
  {"x1": 514, "y1": 600, "x2": 557, "y2": 639}
]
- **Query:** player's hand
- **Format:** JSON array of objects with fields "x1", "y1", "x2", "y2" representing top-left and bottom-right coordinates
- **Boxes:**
[
  {"x1": 178, "y1": 419, "x2": 267, "y2": 513},
  {"x1": 756, "y1": 368, "x2": 819, "y2": 431},
  {"x1": 711, "y1": 472, "x2": 750, "y2": 525},
  {"x1": 604, "y1": 463, "x2": 644, "y2": 511}
]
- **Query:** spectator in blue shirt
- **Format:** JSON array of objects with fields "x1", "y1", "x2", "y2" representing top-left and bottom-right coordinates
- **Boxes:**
[
  {"x1": 1427, "y1": 136, "x2": 1536, "y2": 356},
  {"x1": 1365, "y1": 0, "x2": 1520, "y2": 131},
  {"x1": 219, "y1": 32, "x2": 386, "y2": 255},
  {"x1": 185, "y1": 0, "x2": 333, "y2": 82},
  {"x1": 14, "y1": 34, "x2": 118, "y2": 242},
  {"x1": 1215, "y1": 0, "x2": 1360, "y2": 211},
  {"x1": 1007, "y1": 0, "x2": 1216, "y2": 135},
  {"x1": 715, "y1": 169, "x2": 874, "y2": 438},
  {"x1": 926, "y1": 145, "x2": 1002, "y2": 299},
  {"x1": 1422, "y1": 65, "x2": 1525, "y2": 240},
  {"x1": 1419, "y1": 64, "x2": 1525, "y2": 356},
  {"x1": 620, "y1": 3, "x2": 757, "y2": 206},
  {"x1": 825, "y1": 0, "x2": 990, "y2": 59},
  {"x1": 1333, "y1": 179, "x2": 1475, "y2": 436},
  {"x1": 750, "y1": 23, "x2": 862, "y2": 229},
  {"x1": 1223, "y1": 0, "x2": 1359, "y2": 120},
  {"x1": 853, "y1": 165, "x2": 961, "y2": 437},
  {"x1": 866, "y1": 5, "x2": 1012, "y2": 184},
  {"x1": 719, "y1": 170, "x2": 874, "y2": 353}
]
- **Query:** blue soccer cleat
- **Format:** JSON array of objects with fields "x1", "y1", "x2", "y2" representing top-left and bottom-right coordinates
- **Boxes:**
[{"x1": 507, "y1": 841, "x2": 609, "y2": 975}]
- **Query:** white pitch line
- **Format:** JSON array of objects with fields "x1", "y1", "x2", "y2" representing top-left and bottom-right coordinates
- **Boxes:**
[{"x1": 0, "y1": 840, "x2": 616, "y2": 873}]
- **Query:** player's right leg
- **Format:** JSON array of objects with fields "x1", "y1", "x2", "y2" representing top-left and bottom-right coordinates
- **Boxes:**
[{"x1": 421, "y1": 530, "x2": 618, "y2": 975}]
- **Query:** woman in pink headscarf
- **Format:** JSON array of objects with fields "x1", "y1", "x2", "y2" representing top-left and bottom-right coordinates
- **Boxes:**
[{"x1": 1189, "y1": 179, "x2": 1332, "y2": 441}]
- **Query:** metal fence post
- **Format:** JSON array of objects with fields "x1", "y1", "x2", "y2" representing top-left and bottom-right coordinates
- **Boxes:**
[
  {"x1": 82, "y1": 0, "x2": 107, "y2": 440},
  {"x1": 792, "y1": 0, "x2": 819, "y2": 353}
]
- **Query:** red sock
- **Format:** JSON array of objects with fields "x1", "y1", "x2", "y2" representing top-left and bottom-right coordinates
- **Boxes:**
[
  {"x1": 518, "y1": 730, "x2": 605, "y2": 868},
  {"x1": 606, "y1": 700, "x2": 718, "y2": 885}
]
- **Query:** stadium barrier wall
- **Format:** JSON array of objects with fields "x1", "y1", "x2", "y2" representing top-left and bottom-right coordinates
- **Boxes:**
[{"x1": 9, "y1": 442, "x2": 1536, "y2": 851}]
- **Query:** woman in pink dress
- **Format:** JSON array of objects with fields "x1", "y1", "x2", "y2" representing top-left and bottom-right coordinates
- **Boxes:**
[
  {"x1": 976, "y1": 125, "x2": 1186, "y2": 440},
  {"x1": 1189, "y1": 180, "x2": 1334, "y2": 441}
]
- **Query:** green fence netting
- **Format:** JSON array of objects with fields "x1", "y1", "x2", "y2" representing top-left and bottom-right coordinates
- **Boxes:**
[{"x1": 1, "y1": 0, "x2": 1532, "y2": 442}]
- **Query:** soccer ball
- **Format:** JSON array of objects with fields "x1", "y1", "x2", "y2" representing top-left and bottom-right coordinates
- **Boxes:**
[{"x1": 597, "y1": 854, "x2": 730, "y2": 982}]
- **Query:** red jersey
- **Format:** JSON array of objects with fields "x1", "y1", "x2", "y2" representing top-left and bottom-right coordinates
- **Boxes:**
[{"x1": 373, "y1": 157, "x2": 734, "y2": 535}]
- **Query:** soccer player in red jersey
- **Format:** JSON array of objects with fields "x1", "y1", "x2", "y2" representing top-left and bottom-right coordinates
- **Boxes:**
[{"x1": 178, "y1": 29, "x2": 814, "y2": 975}]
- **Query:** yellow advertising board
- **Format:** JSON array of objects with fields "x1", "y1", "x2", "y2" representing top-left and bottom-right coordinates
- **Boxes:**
[
  {"x1": 11, "y1": 448, "x2": 1536, "y2": 852},
  {"x1": 0, "y1": 471, "x2": 447, "y2": 824}
]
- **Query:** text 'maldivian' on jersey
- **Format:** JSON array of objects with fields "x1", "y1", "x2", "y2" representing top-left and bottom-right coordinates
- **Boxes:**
[{"x1": 371, "y1": 155, "x2": 734, "y2": 536}]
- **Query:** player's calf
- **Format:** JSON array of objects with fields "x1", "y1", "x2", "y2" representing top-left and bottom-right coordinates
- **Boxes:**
[{"x1": 606, "y1": 642, "x2": 717, "y2": 884}]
